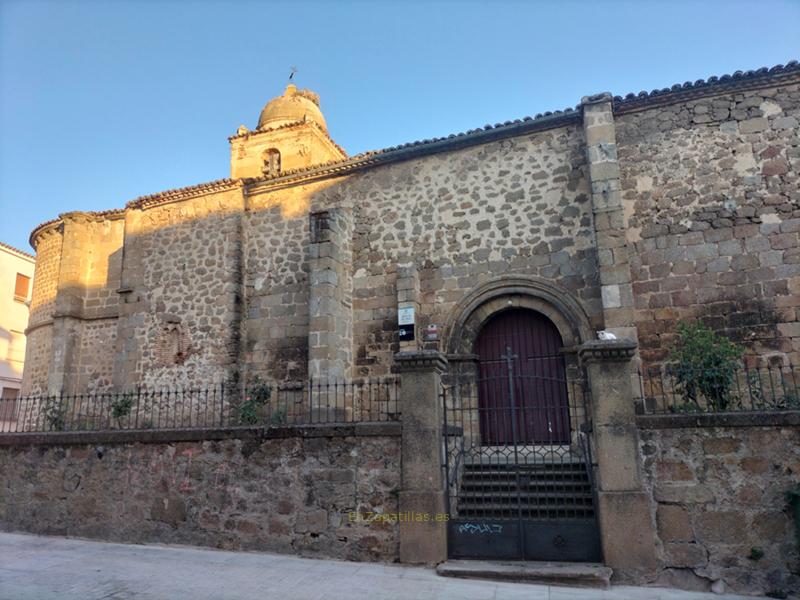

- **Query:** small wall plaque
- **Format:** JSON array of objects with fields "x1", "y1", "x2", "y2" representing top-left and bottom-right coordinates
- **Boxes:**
[
  {"x1": 424, "y1": 324, "x2": 439, "y2": 341},
  {"x1": 398, "y1": 306, "x2": 415, "y2": 341}
]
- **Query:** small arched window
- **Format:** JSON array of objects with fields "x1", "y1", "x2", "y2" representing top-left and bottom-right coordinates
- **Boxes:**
[{"x1": 262, "y1": 148, "x2": 281, "y2": 176}]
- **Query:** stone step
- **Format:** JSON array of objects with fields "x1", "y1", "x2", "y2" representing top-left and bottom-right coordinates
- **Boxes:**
[
  {"x1": 436, "y1": 559, "x2": 612, "y2": 589},
  {"x1": 463, "y1": 462, "x2": 587, "y2": 471},
  {"x1": 456, "y1": 506, "x2": 595, "y2": 519},
  {"x1": 463, "y1": 465, "x2": 590, "y2": 473},
  {"x1": 460, "y1": 481, "x2": 592, "y2": 492},
  {"x1": 458, "y1": 490, "x2": 594, "y2": 501}
]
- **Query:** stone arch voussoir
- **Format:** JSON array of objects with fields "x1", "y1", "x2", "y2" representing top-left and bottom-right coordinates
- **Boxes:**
[{"x1": 443, "y1": 275, "x2": 593, "y2": 357}]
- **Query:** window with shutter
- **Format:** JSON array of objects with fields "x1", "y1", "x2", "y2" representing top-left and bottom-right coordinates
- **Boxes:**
[{"x1": 14, "y1": 273, "x2": 30, "y2": 302}]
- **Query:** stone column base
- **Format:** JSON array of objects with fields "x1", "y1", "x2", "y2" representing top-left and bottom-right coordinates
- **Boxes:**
[
  {"x1": 398, "y1": 490, "x2": 448, "y2": 564},
  {"x1": 597, "y1": 491, "x2": 658, "y2": 579}
]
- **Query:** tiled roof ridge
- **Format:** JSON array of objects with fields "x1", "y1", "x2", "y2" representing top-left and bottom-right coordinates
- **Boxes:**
[
  {"x1": 0, "y1": 240, "x2": 35, "y2": 260},
  {"x1": 247, "y1": 108, "x2": 582, "y2": 187},
  {"x1": 613, "y1": 60, "x2": 799, "y2": 110},
  {"x1": 125, "y1": 178, "x2": 242, "y2": 210},
  {"x1": 25, "y1": 60, "x2": 799, "y2": 252},
  {"x1": 243, "y1": 60, "x2": 800, "y2": 189}
]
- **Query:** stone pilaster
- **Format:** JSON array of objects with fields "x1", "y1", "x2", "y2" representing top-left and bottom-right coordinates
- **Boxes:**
[
  {"x1": 48, "y1": 214, "x2": 91, "y2": 394},
  {"x1": 48, "y1": 316, "x2": 81, "y2": 395},
  {"x1": 113, "y1": 208, "x2": 145, "y2": 391},
  {"x1": 396, "y1": 262, "x2": 420, "y2": 352},
  {"x1": 308, "y1": 208, "x2": 353, "y2": 381},
  {"x1": 582, "y1": 93, "x2": 636, "y2": 341},
  {"x1": 579, "y1": 340, "x2": 657, "y2": 578},
  {"x1": 394, "y1": 350, "x2": 448, "y2": 565}
]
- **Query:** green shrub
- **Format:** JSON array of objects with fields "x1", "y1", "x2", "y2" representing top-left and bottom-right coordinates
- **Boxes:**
[
  {"x1": 668, "y1": 322, "x2": 743, "y2": 411},
  {"x1": 239, "y1": 377, "x2": 272, "y2": 426},
  {"x1": 111, "y1": 393, "x2": 134, "y2": 427},
  {"x1": 42, "y1": 397, "x2": 67, "y2": 431}
]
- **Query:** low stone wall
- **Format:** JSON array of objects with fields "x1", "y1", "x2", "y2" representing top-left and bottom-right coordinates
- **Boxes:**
[
  {"x1": 0, "y1": 424, "x2": 400, "y2": 562},
  {"x1": 638, "y1": 413, "x2": 800, "y2": 595}
]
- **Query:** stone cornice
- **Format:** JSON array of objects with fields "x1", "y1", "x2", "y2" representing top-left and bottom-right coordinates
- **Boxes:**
[
  {"x1": 60, "y1": 210, "x2": 126, "y2": 224},
  {"x1": 24, "y1": 319, "x2": 54, "y2": 336},
  {"x1": 228, "y1": 119, "x2": 307, "y2": 141},
  {"x1": 578, "y1": 340, "x2": 638, "y2": 363},
  {"x1": 52, "y1": 308, "x2": 119, "y2": 322},
  {"x1": 0, "y1": 422, "x2": 401, "y2": 446},
  {"x1": 29, "y1": 219, "x2": 63, "y2": 250},
  {"x1": 228, "y1": 119, "x2": 348, "y2": 158},
  {"x1": 393, "y1": 350, "x2": 449, "y2": 373},
  {"x1": 125, "y1": 178, "x2": 244, "y2": 211},
  {"x1": 445, "y1": 353, "x2": 479, "y2": 363},
  {"x1": 29, "y1": 210, "x2": 125, "y2": 251},
  {"x1": 637, "y1": 410, "x2": 800, "y2": 429}
]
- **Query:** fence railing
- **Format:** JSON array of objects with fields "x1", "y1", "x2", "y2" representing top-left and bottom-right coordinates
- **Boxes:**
[
  {"x1": 0, "y1": 378, "x2": 400, "y2": 434},
  {"x1": 640, "y1": 364, "x2": 800, "y2": 414}
]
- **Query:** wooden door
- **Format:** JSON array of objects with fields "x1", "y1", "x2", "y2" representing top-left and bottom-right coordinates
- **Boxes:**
[{"x1": 474, "y1": 309, "x2": 570, "y2": 445}]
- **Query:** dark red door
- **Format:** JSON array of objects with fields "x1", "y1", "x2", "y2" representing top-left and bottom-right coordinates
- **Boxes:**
[{"x1": 474, "y1": 309, "x2": 570, "y2": 445}]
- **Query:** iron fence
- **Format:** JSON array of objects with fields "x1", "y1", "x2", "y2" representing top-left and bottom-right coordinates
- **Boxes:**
[
  {"x1": 640, "y1": 363, "x2": 800, "y2": 414},
  {"x1": 0, "y1": 378, "x2": 400, "y2": 433},
  {"x1": 442, "y1": 373, "x2": 595, "y2": 522}
]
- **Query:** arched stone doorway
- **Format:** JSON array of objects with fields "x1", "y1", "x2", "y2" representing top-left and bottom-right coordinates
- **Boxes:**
[
  {"x1": 442, "y1": 277, "x2": 602, "y2": 562},
  {"x1": 474, "y1": 309, "x2": 571, "y2": 445}
]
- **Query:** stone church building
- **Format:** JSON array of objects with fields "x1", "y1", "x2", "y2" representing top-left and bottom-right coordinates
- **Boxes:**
[
  {"x1": 22, "y1": 62, "x2": 800, "y2": 395},
  {"x1": 7, "y1": 63, "x2": 800, "y2": 593}
]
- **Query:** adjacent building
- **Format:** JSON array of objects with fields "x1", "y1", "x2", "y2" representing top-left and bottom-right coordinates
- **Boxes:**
[{"x1": 0, "y1": 241, "x2": 35, "y2": 415}]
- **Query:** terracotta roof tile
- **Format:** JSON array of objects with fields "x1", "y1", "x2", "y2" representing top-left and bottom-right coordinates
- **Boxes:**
[
  {"x1": 125, "y1": 178, "x2": 242, "y2": 209},
  {"x1": 0, "y1": 240, "x2": 35, "y2": 260},
  {"x1": 25, "y1": 60, "x2": 800, "y2": 249},
  {"x1": 613, "y1": 60, "x2": 799, "y2": 109}
]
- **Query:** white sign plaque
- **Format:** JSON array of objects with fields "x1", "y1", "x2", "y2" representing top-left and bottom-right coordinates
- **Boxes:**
[{"x1": 398, "y1": 306, "x2": 415, "y2": 326}]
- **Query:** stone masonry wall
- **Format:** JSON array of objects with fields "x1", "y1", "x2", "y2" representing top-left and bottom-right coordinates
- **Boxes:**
[
  {"x1": 66, "y1": 217, "x2": 125, "y2": 394},
  {"x1": 114, "y1": 190, "x2": 245, "y2": 389},
  {"x1": 312, "y1": 124, "x2": 599, "y2": 376},
  {"x1": 0, "y1": 430, "x2": 400, "y2": 562},
  {"x1": 618, "y1": 82, "x2": 800, "y2": 365},
  {"x1": 22, "y1": 73, "x2": 800, "y2": 395},
  {"x1": 26, "y1": 227, "x2": 62, "y2": 332},
  {"x1": 639, "y1": 422, "x2": 800, "y2": 595},
  {"x1": 73, "y1": 319, "x2": 117, "y2": 393},
  {"x1": 243, "y1": 182, "x2": 329, "y2": 382},
  {"x1": 22, "y1": 226, "x2": 62, "y2": 394},
  {"x1": 21, "y1": 327, "x2": 52, "y2": 396}
]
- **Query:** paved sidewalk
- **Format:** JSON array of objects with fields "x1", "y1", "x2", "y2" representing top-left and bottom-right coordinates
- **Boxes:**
[{"x1": 0, "y1": 532, "x2": 759, "y2": 600}]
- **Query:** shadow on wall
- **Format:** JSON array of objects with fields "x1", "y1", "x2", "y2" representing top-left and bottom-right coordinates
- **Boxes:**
[{"x1": 23, "y1": 176, "x2": 359, "y2": 396}]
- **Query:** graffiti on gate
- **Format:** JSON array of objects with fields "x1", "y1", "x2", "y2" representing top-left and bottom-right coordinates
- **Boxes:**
[{"x1": 457, "y1": 522, "x2": 503, "y2": 535}]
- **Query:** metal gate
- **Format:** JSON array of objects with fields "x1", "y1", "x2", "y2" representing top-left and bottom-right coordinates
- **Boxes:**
[{"x1": 442, "y1": 340, "x2": 601, "y2": 561}]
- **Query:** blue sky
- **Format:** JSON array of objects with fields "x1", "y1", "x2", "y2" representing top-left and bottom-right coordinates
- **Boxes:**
[{"x1": 1, "y1": 0, "x2": 798, "y2": 251}]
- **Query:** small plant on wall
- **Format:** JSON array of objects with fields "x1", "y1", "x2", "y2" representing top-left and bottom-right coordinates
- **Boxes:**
[
  {"x1": 239, "y1": 377, "x2": 273, "y2": 426},
  {"x1": 668, "y1": 321, "x2": 743, "y2": 411},
  {"x1": 42, "y1": 397, "x2": 67, "y2": 431},
  {"x1": 110, "y1": 393, "x2": 135, "y2": 429}
]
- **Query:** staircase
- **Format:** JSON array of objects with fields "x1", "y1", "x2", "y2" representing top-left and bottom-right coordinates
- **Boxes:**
[{"x1": 456, "y1": 461, "x2": 596, "y2": 520}]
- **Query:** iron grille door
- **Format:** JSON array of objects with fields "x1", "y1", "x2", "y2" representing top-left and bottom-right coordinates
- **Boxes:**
[{"x1": 443, "y1": 309, "x2": 602, "y2": 562}]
